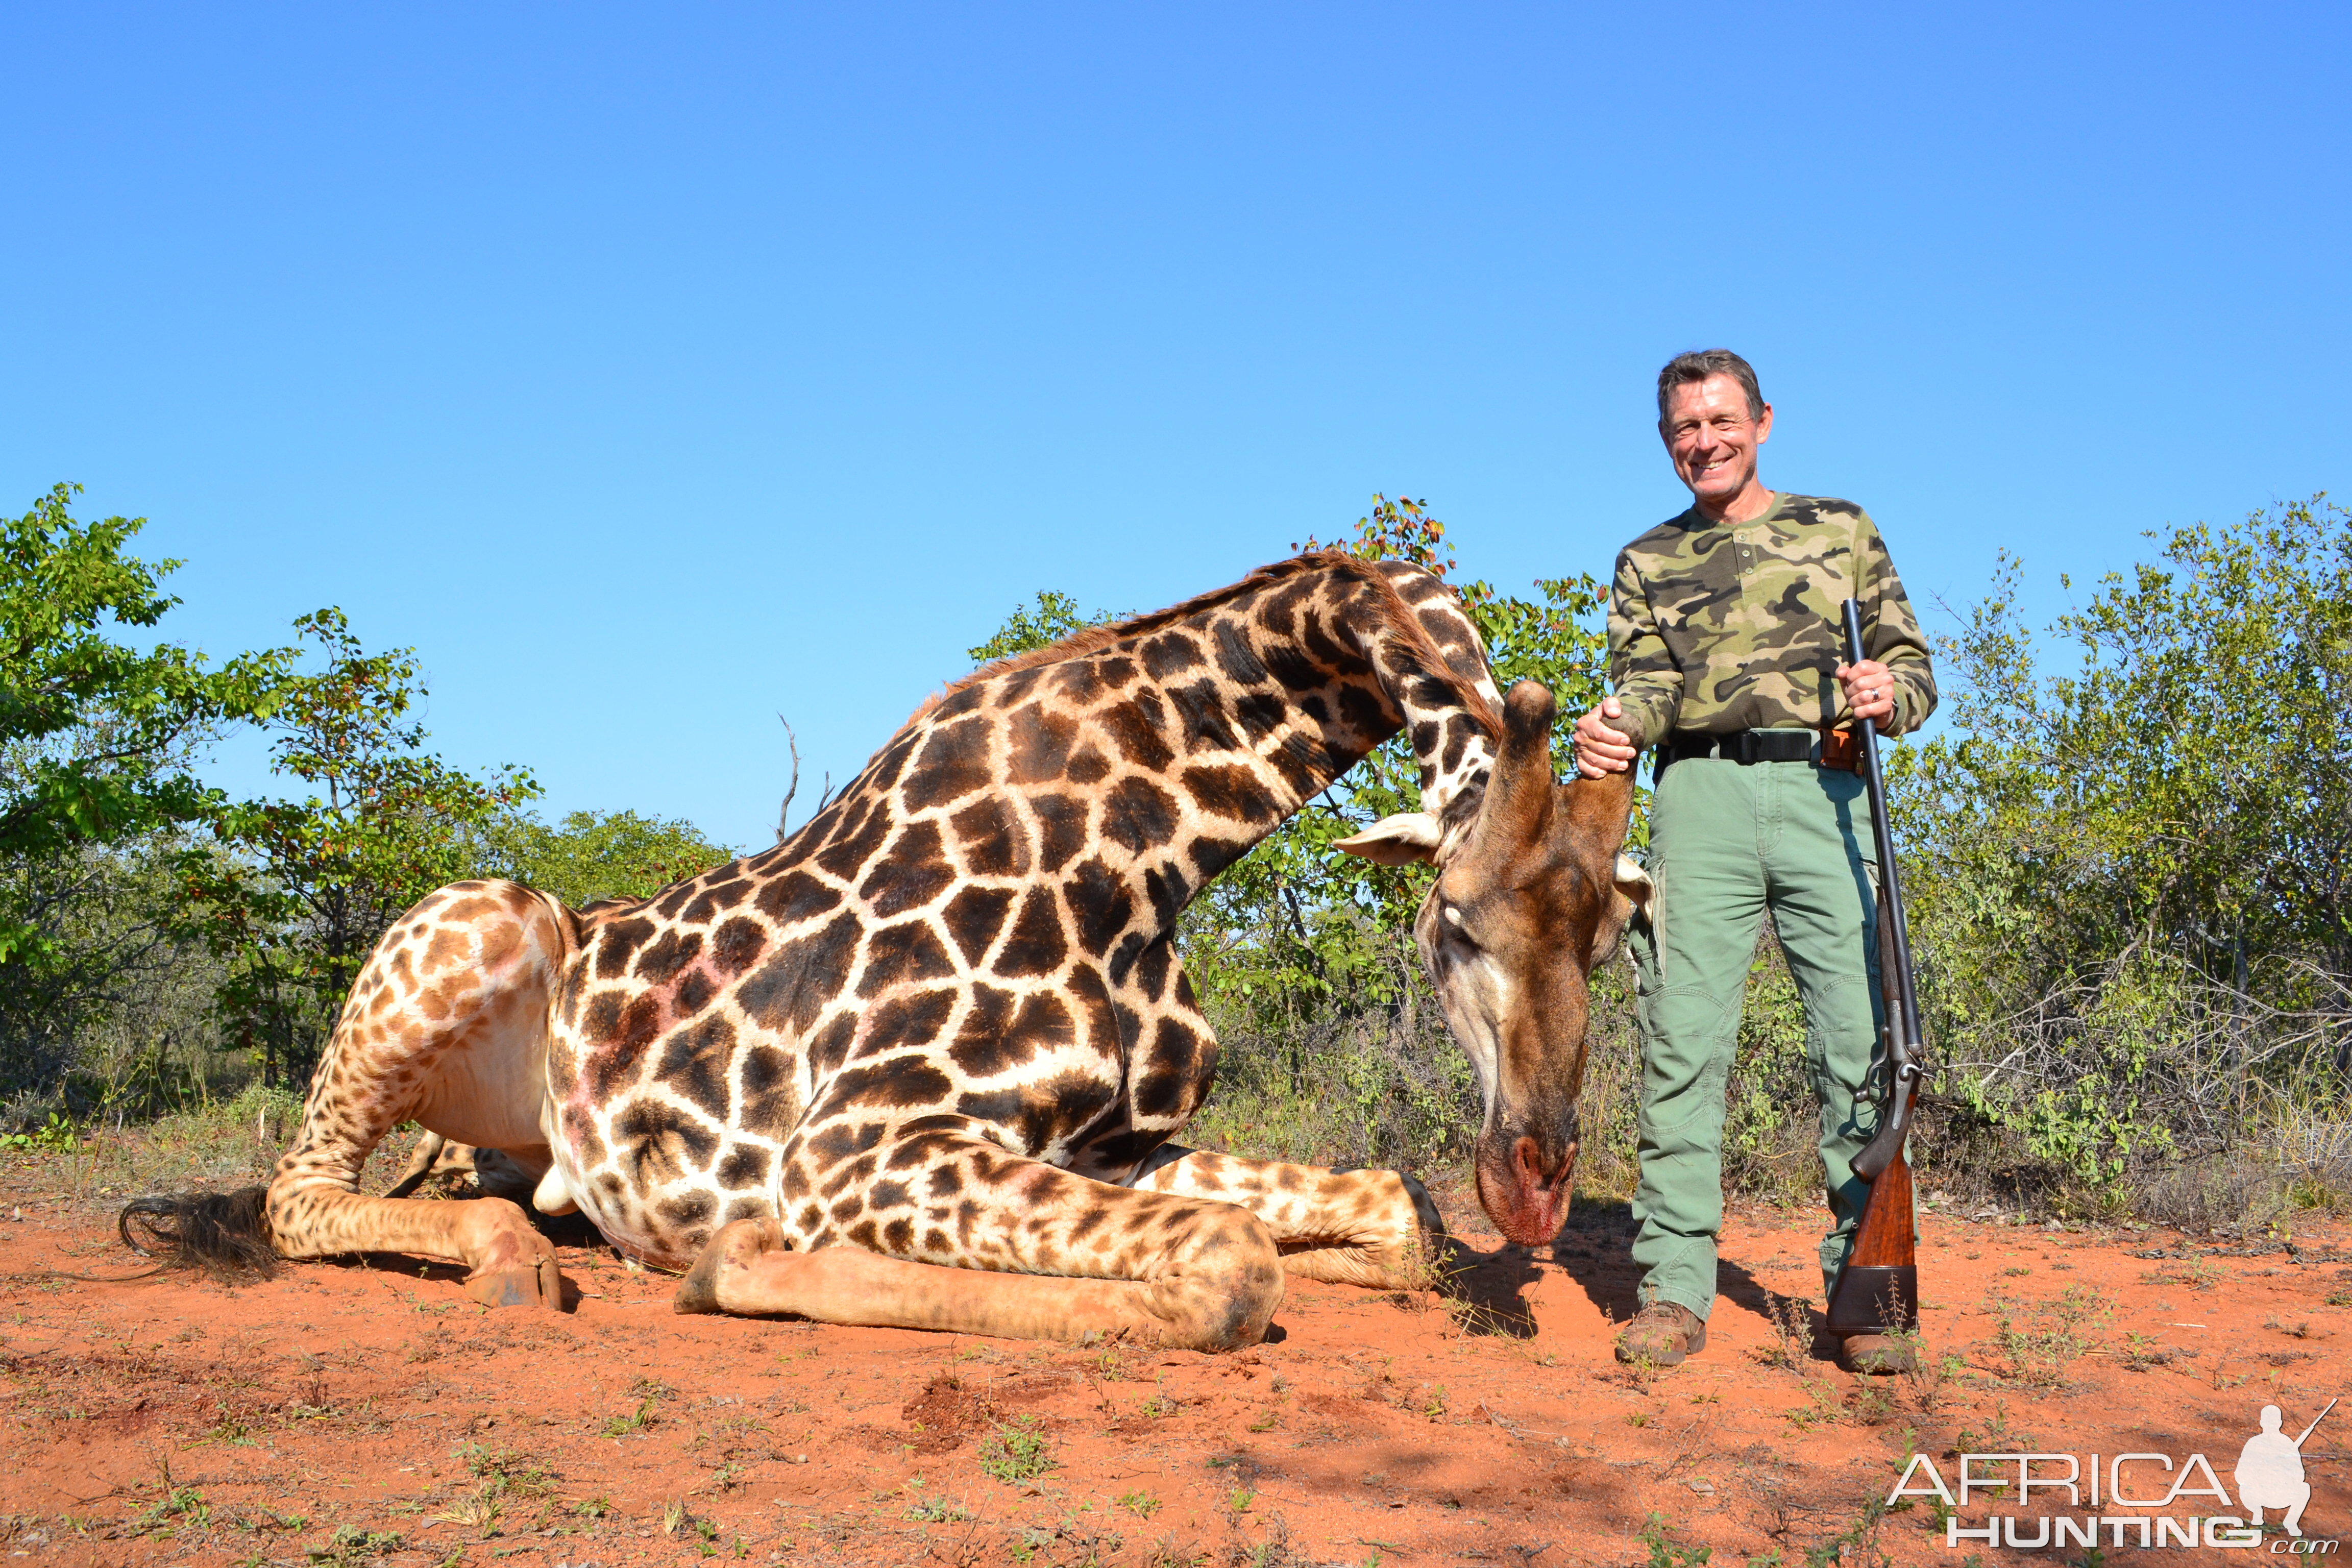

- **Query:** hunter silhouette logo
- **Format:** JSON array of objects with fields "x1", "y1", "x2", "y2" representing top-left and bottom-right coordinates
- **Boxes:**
[
  {"x1": 2238, "y1": 1400, "x2": 2334, "y2": 1538},
  {"x1": 1888, "y1": 1396, "x2": 2339, "y2": 1551}
]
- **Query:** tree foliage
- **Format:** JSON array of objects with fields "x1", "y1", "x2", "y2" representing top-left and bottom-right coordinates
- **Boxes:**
[
  {"x1": 968, "y1": 591, "x2": 1124, "y2": 665},
  {"x1": 0, "y1": 486, "x2": 293, "y2": 1102},
  {"x1": 475, "y1": 807, "x2": 734, "y2": 909},
  {"x1": 179, "y1": 609, "x2": 543, "y2": 1086},
  {"x1": 0, "y1": 485, "x2": 285, "y2": 964},
  {"x1": 1894, "y1": 498, "x2": 2352, "y2": 1190}
]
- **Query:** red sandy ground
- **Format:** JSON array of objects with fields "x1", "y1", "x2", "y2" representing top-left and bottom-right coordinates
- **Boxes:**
[{"x1": 3, "y1": 1156, "x2": 2347, "y2": 1566}]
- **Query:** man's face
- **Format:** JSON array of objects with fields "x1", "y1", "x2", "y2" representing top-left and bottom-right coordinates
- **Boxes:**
[{"x1": 1660, "y1": 374, "x2": 1773, "y2": 508}]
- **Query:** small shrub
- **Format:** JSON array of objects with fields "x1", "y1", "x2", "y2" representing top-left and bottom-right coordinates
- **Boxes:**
[
  {"x1": 977, "y1": 1417, "x2": 1056, "y2": 1484},
  {"x1": 905, "y1": 1496, "x2": 973, "y2": 1523},
  {"x1": 1991, "y1": 1285, "x2": 2113, "y2": 1386},
  {"x1": 1753, "y1": 1293, "x2": 1814, "y2": 1371},
  {"x1": 1639, "y1": 1511, "x2": 1713, "y2": 1568},
  {"x1": 599, "y1": 1398, "x2": 658, "y2": 1437},
  {"x1": 305, "y1": 1526, "x2": 403, "y2": 1566}
]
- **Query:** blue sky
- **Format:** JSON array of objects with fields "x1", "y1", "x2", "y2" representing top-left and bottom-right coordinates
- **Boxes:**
[{"x1": 5, "y1": 4, "x2": 2346, "y2": 849}]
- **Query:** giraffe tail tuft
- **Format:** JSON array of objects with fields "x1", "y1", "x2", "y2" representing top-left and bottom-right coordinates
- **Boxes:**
[{"x1": 117, "y1": 1186, "x2": 278, "y2": 1281}]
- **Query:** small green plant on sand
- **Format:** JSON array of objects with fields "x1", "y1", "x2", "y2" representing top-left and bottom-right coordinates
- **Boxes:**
[
  {"x1": 137, "y1": 1485, "x2": 210, "y2": 1535},
  {"x1": 600, "y1": 1398, "x2": 658, "y2": 1437},
  {"x1": 1803, "y1": 1497, "x2": 1890, "y2": 1568},
  {"x1": 905, "y1": 1495, "x2": 973, "y2": 1523},
  {"x1": 1952, "y1": 1401, "x2": 2033, "y2": 1457},
  {"x1": 1640, "y1": 1511, "x2": 1712, "y2": 1568},
  {"x1": 978, "y1": 1417, "x2": 1057, "y2": 1484},
  {"x1": 1993, "y1": 1286, "x2": 2114, "y2": 1386},
  {"x1": 305, "y1": 1525, "x2": 404, "y2": 1566}
]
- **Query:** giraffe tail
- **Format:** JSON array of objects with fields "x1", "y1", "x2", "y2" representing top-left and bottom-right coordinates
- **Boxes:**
[{"x1": 117, "y1": 1186, "x2": 278, "y2": 1281}]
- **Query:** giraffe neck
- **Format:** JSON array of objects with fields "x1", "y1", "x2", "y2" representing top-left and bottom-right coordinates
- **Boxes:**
[{"x1": 876, "y1": 553, "x2": 1507, "y2": 963}]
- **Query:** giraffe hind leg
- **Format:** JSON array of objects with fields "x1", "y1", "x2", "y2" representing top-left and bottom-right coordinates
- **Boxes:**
[
  {"x1": 267, "y1": 882, "x2": 573, "y2": 1307},
  {"x1": 137, "y1": 881, "x2": 576, "y2": 1308}
]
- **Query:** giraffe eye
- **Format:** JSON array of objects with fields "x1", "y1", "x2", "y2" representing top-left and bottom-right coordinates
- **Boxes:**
[{"x1": 1442, "y1": 905, "x2": 1465, "y2": 928}]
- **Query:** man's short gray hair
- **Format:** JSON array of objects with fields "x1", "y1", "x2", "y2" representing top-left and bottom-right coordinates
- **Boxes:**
[{"x1": 1657, "y1": 349, "x2": 1763, "y2": 424}]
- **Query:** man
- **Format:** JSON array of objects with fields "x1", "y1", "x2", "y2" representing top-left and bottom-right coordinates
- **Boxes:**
[{"x1": 1573, "y1": 349, "x2": 1935, "y2": 1375}]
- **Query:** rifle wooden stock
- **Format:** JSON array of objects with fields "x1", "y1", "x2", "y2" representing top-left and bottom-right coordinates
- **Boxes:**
[
  {"x1": 1827, "y1": 1041, "x2": 1919, "y2": 1333},
  {"x1": 1826, "y1": 599, "x2": 1922, "y2": 1337}
]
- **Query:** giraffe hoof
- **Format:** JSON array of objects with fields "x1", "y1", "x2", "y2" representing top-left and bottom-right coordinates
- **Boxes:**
[
  {"x1": 674, "y1": 1217, "x2": 784, "y2": 1315},
  {"x1": 463, "y1": 1255, "x2": 565, "y2": 1310}
]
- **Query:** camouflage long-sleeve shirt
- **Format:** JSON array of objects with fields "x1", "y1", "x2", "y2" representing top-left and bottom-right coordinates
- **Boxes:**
[{"x1": 1606, "y1": 493, "x2": 1938, "y2": 749}]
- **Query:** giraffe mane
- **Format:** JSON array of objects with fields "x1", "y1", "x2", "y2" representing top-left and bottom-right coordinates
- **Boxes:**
[{"x1": 902, "y1": 550, "x2": 1505, "y2": 733}]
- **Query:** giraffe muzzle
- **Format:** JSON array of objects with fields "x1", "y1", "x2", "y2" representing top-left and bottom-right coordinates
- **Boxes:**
[{"x1": 1475, "y1": 1133, "x2": 1577, "y2": 1246}]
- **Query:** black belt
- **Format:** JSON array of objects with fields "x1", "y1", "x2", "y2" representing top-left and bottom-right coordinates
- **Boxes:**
[{"x1": 1659, "y1": 729, "x2": 1824, "y2": 767}]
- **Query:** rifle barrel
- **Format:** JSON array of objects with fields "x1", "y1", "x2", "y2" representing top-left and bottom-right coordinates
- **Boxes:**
[{"x1": 1842, "y1": 599, "x2": 1925, "y2": 1056}]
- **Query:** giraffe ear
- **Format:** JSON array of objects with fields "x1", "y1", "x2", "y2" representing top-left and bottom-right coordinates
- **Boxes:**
[
  {"x1": 1614, "y1": 853, "x2": 1653, "y2": 913},
  {"x1": 1335, "y1": 812, "x2": 1445, "y2": 866}
]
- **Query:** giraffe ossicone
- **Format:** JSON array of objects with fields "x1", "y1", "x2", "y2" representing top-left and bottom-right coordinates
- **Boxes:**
[{"x1": 120, "y1": 552, "x2": 1640, "y2": 1350}]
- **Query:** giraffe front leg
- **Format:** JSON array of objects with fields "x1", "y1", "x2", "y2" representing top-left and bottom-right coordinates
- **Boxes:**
[
  {"x1": 1129, "y1": 1146, "x2": 1449, "y2": 1289},
  {"x1": 674, "y1": 1136, "x2": 1283, "y2": 1351}
]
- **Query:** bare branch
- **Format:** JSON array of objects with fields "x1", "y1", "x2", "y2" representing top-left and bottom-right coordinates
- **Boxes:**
[{"x1": 775, "y1": 716, "x2": 801, "y2": 845}]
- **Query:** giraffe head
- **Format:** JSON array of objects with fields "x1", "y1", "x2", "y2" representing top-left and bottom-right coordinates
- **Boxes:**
[{"x1": 1338, "y1": 679, "x2": 1646, "y2": 1246}]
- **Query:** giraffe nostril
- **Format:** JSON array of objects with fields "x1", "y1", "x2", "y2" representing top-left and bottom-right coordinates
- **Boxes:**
[
  {"x1": 1511, "y1": 1135, "x2": 1571, "y2": 1191},
  {"x1": 1512, "y1": 1137, "x2": 1544, "y2": 1184}
]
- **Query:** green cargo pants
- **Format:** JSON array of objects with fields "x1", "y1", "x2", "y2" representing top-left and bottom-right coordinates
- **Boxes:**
[{"x1": 1624, "y1": 748, "x2": 1886, "y2": 1318}]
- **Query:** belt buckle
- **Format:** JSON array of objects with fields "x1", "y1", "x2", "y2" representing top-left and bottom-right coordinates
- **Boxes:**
[{"x1": 1731, "y1": 732, "x2": 1761, "y2": 765}]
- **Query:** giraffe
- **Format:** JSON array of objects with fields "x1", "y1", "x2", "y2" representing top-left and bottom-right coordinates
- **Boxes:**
[{"x1": 120, "y1": 552, "x2": 1644, "y2": 1350}]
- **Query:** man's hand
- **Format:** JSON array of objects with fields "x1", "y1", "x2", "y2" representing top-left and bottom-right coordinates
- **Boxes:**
[
  {"x1": 1836, "y1": 658, "x2": 1898, "y2": 726},
  {"x1": 1573, "y1": 696, "x2": 1638, "y2": 777}
]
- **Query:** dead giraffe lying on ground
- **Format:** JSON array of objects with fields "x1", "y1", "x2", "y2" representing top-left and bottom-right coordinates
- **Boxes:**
[{"x1": 124, "y1": 552, "x2": 1643, "y2": 1350}]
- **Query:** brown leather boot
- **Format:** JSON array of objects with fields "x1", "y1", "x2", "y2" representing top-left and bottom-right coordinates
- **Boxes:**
[
  {"x1": 1614, "y1": 1302, "x2": 1706, "y2": 1366},
  {"x1": 1837, "y1": 1332, "x2": 1918, "y2": 1375}
]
